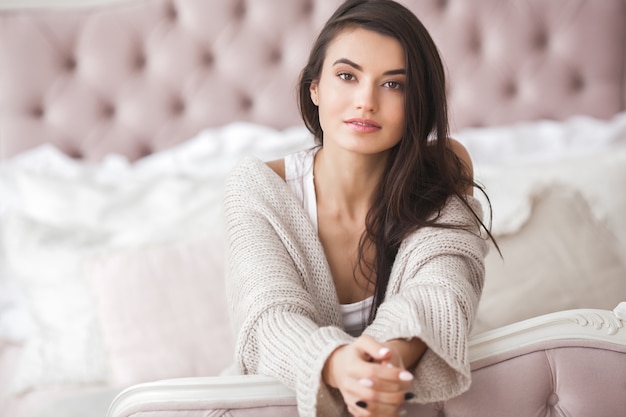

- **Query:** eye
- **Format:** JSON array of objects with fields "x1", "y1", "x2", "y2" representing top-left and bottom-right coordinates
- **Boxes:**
[
  {"x1": 338, "y1": 72, "x2": 356, "y2": 81},
  {"x1": 383, "y1": 80, "x2": 403, "y2": 90}
]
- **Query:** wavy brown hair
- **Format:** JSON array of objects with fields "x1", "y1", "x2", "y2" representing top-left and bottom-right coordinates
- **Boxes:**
[{"x1": 297, "y1": 0, "x2": 497, "y2": 321}]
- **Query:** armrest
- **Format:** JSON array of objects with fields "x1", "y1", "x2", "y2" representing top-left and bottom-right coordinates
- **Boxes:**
[
  {"x1": 107, "y1": 303, "x2": 626, "y2": 417},
  {"x1": 107, "y1": 374, "x2": 297, "y2": 417},
  {"x1": 469, "y1": 301, "x2": 626, "y2": 365}
]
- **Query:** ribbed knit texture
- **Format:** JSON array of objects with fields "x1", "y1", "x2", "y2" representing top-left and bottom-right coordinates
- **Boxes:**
[{"x1": 224, "y1": 156, "x2": 488, "y2": 417}]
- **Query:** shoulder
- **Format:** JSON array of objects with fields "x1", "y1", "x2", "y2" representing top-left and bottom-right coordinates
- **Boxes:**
[
  {"x1": 225, "y1": 156, "x2": 273, "y2": 195},
  {"x1": 447, "y1": 138, "x2": 474, "y2": 195},
  {"x1": 447, "y1": 138, "x2": 473, "y2": 175},
  {"x1": 227, "y1": 156, "x2": 283, "y2": 185},
  {"x1": 266, "y1": 159, "x2": 285, "y2": 181},
  {"x1": 225, "y1": 156, "x2": 292, "y2": 206}
]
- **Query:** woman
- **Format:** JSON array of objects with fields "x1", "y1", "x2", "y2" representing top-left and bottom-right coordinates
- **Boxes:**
[{"x1": 224, "y1": 0, "x2": 493, "y2": 416}]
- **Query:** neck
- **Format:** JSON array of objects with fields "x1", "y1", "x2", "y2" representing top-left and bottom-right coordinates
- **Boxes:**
[{"x1": 313, "y1": 146, "x2": 388, "y2": 220}]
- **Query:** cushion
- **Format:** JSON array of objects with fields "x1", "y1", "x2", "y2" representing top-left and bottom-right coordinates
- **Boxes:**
[
  {"x1": 88, "y1": 236, "x2": 233, "y2": 386},
  {"x1": 473, "y1": 185, "x2": 626, "y2": 334}
]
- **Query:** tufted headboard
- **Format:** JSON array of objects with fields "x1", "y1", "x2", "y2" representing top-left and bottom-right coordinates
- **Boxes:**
[{"x1": 0, "y1": 0, "x2": 625, "y2": 161}]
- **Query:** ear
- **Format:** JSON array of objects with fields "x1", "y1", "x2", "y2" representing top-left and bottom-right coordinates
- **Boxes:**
[{"x1": 309, "y1": 81, "x2": 319, "y2": 106}]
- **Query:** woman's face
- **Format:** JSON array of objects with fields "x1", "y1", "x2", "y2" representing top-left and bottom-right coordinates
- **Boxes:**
[{"x1": 310, "y1": 27, "x2": 406, "y2": 156}]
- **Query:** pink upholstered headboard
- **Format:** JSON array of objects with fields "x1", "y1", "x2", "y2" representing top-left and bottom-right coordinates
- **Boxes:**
[{"x1": 0, "y1": 0, "x2": 625, "y2": 160}]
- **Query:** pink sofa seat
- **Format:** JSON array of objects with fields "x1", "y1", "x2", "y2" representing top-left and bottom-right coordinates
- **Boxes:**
[{"x1": 443, "y1": 342, "x2": 626, "y2": 416}]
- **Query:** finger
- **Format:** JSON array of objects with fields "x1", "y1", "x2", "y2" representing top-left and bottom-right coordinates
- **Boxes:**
[
  {"x1": 348, "y1": 363, "x2": 406, "y2": 394},
  {"x1": 371, "y1": 362, "x2": 415, "y2": 387},
  {"x1": 347, "y1": 404, "x2": 370, "y2": 417},
  {"x1": 345, "y1": 393, "x2": 371, "y2": 417},
  {"x1": 346, "y1": 362, "x2": 412, "y2": 396},
  {"x1": 380, "y1": 350, "x2": 404, "y2": 368},
  {"x1": 367, "y1": 389, "x2": 408, "y2": 407},
  {"x1": 346, "y1": 376, "x2": 410, "y2": 408},
  {"x1": 358, "y1": 398, "x2": 403, "y2": 417},
  {"x1": 354, "y1": 335, "x2": 392, "y2": 362},
  {"x1": 347, "y1": 396, "x2": 402, "y2": 417},
  {"x1": 364, "y1": 377, "x2": 409, "y2": 394}
]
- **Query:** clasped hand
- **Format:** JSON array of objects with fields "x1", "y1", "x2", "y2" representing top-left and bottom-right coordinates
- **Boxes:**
[{"x1": 322, "y1": 334, "x2": 415, "y2": 417}]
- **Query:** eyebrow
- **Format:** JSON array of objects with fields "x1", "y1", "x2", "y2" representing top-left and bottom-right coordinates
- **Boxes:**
[{"x1": 332, "y1": 58, "x2": 406, "y2": 76}]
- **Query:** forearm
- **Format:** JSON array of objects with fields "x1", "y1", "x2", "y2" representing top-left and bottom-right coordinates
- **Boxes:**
[{"x1": 383, "y1": 337, "x2": 427, "y2": 370}]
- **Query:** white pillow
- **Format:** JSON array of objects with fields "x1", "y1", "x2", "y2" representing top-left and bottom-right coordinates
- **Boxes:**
[
  {"x1": 471, "y1": 142, "x2": 626, "y2": 333},
  {"x1": 87, "y1": 236, "x2": 233, "y2": 386},
  {"x1": 474, "y1": 185, "x2": 626, "y2": 334}
]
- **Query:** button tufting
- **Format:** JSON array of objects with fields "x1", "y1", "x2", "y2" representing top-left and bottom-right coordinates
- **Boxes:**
[
  {"x1": 301, "y1": 0, "x2": 313, "y2": 15},
  {"x1": 547, "y1": 393, "x2": 559, "y2": 406},
  {"x1": 268, "y1": 49, "x2": 282, "y2": 64},
  {"x1": 66, "y1": 147, "x2": 83, "y2": 159},
  {"x1": 134, "y1": 53, "x2": 147, "y2": 71},
  {"x1": 102, "y1": 103, "x2": 115, "y2": 118},
  {"x1": 31, "y1": 105, "x2": 45, "y2": 118},
  {"x1": 64, "y1": 56, "x2": 77, "y2": 71},
  {"x1": 533, "y1": 31, "x2": 549, "y2": 50},
  {"x1": 201, "y1": 50, "x2": 214, "y2": 66},
  {"x1": 171, "y1": 97, "x2": 186, "y2": 115},
  {"x1": 233, "y1": 0, "x2": 245, "y2": 19},
  {"x1": 570, "y1": 73, "x2": 585, "y2": 91},
  {"x1": 165, "y1": 2, "x2": 178, "y2": 21},
  {"x1": 437, "y1": 0, "x2": 449, "y2": 10},
  {"x1": 137, "y1": 142, "x2": 153, "y2": 158},
  {"x1": 468, "y1": 30, "x2": 481, "y2": 54},
  {"x1": 240, "y1": 95, "x2": 253, "y2": 110},
  {"x1": 503, "y1": 80, "x2": 518, "y2": 97}
]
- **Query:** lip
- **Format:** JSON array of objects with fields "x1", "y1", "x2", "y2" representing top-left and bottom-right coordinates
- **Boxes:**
[{"x1": 345, "y1": 118, "x2": 381, "y2": 133}]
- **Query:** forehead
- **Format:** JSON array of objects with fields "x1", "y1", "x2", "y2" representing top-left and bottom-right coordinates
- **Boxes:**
[{"x1": 324, "y1": 27, "x2": 406, "y2": 68}]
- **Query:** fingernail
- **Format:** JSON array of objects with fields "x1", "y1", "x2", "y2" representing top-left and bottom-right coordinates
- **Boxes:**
[
  {"x1": 358, "y1": 378, "x2": 374, "y2": 388},
  {"x1": 404, "y1": 392, "x2": 415, "y2": 400},
  {"x1": 378, "y1": 347, "x2": 390, "y2": 357},
  {"x1": 399, "y1": 410, "x2": 408, "y2": 416},
  {"x1": 399, "y1": 371, "x2": 414, "y2": 381},
  {"x1": 356, "y1": 400, "x2": 368, "y2": 408}
]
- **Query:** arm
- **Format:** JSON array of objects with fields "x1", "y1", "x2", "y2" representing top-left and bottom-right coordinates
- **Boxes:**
[
  {"x1": 224, "y1": 157, "x2": 354, "y2": 417},
  {"x1": 383, "y1": 337, "x2": 427, "y2": 370},
  {"x1": 364, "y1": 196, "x2": 488, "y2": 402}
]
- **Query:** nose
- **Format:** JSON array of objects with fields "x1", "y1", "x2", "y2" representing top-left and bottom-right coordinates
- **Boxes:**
[{"x1": 355, "y1": 82, "x2": 377, "y2": 112}]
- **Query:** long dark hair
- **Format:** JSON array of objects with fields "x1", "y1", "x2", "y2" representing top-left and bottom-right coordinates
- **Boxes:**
[{"x1": 298, "y1": 0, "x2": 497, "y2": 321}]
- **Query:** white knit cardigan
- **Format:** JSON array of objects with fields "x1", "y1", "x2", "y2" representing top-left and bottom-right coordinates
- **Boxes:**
[{"x1": 224, "y1": 156, "x2": 488, "y2": 417}]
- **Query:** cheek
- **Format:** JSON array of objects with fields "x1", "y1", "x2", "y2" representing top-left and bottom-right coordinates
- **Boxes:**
[
  {"x1": 317, "y1": 86, "x2": 347, "y2": 123},
  {"x1": 388, "y1": 98, "x2": 406, "y2": 131},
  {"x1": 319, "y1": 82, "x2": 346, "y2": 108}
]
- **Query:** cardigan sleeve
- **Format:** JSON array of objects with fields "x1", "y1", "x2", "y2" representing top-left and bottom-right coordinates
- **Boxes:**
[
  {"x1": 363, "y1": 196, "x2": 488, "y2": 403},
  {"x1": 223, "y1": 157, "x2": 353, "y2": 417}
]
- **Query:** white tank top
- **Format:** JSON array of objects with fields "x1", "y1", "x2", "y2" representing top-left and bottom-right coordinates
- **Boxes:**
[{"x1": 284, "y1": 148, "x2": 373, "y2": 337}]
